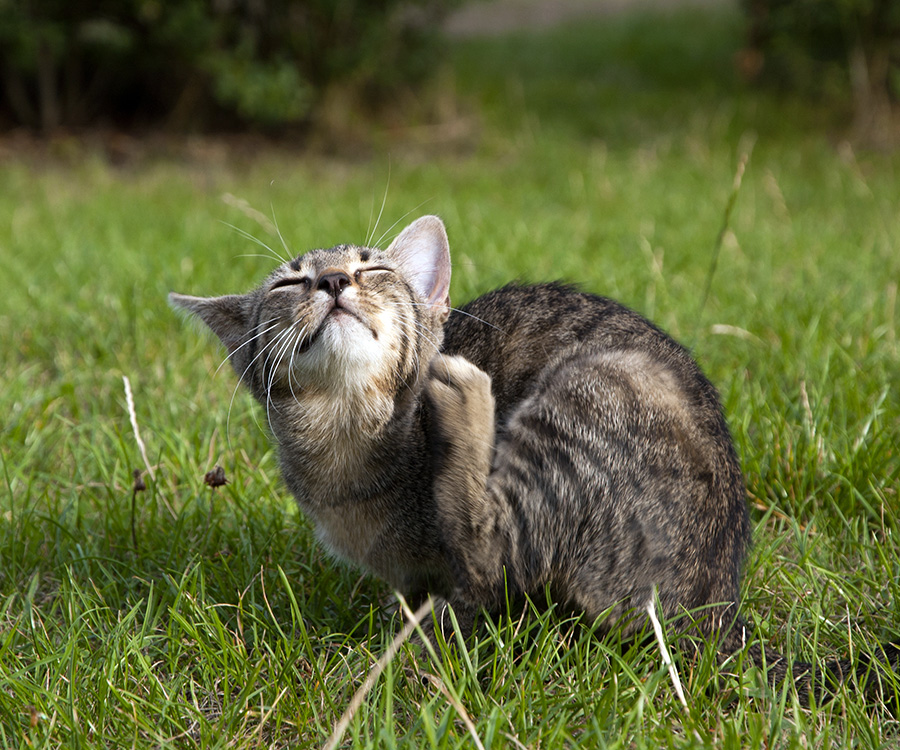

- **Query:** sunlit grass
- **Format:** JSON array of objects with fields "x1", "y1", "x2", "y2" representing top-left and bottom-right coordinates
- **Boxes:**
[{"x1": 2, "y1": 4, "x2": 899, "y2": 747}]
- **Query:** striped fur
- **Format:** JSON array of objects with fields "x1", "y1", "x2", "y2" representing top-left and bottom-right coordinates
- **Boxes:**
[{"x1": 172, "y1": 215, "x2": 898, "y2": 702}]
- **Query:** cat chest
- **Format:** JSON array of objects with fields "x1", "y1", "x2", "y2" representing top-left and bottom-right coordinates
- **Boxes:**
[
  {"x1": 312, "y1": 502, "x2": 385, "y2": 569},
  {"x1": 284, "y1": 454, "x2": 394, "y2": 573}
]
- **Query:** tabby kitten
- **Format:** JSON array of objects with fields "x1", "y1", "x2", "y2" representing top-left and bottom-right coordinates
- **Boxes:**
[{"x1": 172, "y1": 215, "x2": 895, "y2": 699}]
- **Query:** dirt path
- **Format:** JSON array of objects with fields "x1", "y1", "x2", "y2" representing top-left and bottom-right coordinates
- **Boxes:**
[{"x1": 445, "y1": 0, "x2": 733, "y2": 36}]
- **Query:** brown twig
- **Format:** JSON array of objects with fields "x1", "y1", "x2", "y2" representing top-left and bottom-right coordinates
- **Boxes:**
[
  {"x1": 131, "y1": 468, "x2": 146, "y2": 550},
  {"x1": 323, "y1": 596, "x2": 436, "y2": 750}
]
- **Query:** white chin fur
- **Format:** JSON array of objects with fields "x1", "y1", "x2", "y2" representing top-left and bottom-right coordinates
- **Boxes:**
[{"x1": 296, "y1": 315, "x2": 388, "y2": 390}]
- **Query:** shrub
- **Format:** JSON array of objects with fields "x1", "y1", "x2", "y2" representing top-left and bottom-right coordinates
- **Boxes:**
[
  {"x1": 741, "y1": 0, "x2": 900, "y2": 147},
  {"x1": 0, "y1": 0, "x2": 459, "y2": 131}
]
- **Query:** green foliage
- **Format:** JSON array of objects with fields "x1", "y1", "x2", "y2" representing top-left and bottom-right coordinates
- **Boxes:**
[
  {"x1": 207, "y1": 49, "x2": 313, "y2": 126},
  {"x1": 2, "y1": 5, "x2": 900, "y2": 747},
  {"x1": 0, "y1": 0, "x2": 457, "y2": 130},
  {"x1": 743, "y1": 0, "x2": 900, "y2": 75},
  {"x1": 742, "y1": 0, "x2": 900, "y2": 145}
]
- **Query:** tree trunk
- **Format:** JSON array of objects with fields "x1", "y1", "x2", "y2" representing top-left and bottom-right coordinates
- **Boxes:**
[
  {"x1": 849, "y1": 41, "x2": 896, "y2": 149},
  {"x1": 36, "y1": 36, "x2": 60, "y2": 131},
  {"x1": 3, "y1": 68, "x2": 38, "y2": 127}
]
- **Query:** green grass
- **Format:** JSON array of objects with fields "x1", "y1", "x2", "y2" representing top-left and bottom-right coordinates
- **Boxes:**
[{"x1": 2, "y1": 5, "x2": 900, "y2": 747}]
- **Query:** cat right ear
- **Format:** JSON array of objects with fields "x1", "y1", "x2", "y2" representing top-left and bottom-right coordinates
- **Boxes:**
[
  {"x1": 169, "y1": 292, "x2": 249, "y2": 354},
  {"x1": 386, "y1": 215, "x2": 452, "y2": 318}
]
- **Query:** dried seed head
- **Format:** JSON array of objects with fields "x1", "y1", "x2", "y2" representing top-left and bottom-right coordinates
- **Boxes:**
[{"x1": 204, "y1": 465, "x2": 228, "y2": 489}]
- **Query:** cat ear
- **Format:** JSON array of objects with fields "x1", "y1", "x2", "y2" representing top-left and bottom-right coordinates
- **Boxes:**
[
  {"x1": 385, "y1": 215, "x2": 451, "y2": 316},
  {"x1": 169, "y1": 292, "x2": 249, "y2": 354}
]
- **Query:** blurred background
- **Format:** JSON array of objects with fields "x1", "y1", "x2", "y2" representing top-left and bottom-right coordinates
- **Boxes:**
[{"x1": 1, "y1": 0, "x2": 897, "y2": 152}]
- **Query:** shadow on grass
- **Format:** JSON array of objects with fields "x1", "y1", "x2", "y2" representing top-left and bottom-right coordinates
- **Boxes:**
[{"x1": 4, "y1": 476, "x2": 389, "y2": 650}]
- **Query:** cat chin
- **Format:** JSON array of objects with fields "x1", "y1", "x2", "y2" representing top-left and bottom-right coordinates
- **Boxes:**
[{"x1": 292, "y1": 319, "x2": 390, "y2": 390}]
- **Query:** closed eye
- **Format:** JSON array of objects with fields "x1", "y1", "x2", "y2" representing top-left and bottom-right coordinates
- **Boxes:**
[
  {"x1": 269, "y1": 276, "x2": 310, "y2": 292},
  {"x1": 354, "y1": 266, "x2": 393, "y2": 282}
]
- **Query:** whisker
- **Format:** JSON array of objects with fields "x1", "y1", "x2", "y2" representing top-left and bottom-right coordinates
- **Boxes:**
[
  {"x1": 408, "y1": 302, "x2": 508, "y2": 335},
  {"x1": 390, "y1": 307, "x2": 453, "y2": 388},
  {"x1": 215, "y1": 319, "x2": 283, "y2": 376},
  {"x1": 235, "y1": 253, "x2": 289, "y2": 263},
  {"x1": 226, "y1": 322, "x2": 294, "y2": 440},
  {"x1": 392, "y1": 308, "x2": 445, "y2": 355},
  {"x1": 366, "y1": 164, "x2": 391, "y2": 248},
  {"x1": 269, "y1": 320, "x2": 311, "y2": 406},
  {"x1": 287, "y1": 323, "x2": 312, "y2": 403},
  {"x1": 264, "y1": 324, "x2": 301, "y2": 426},
  {"x1": 221, "y1": 192, "x2": 278, "y2": 235},
  {"x1": 373, "y1": 199, "x2": 435, "y2": 250},
  {"x1": 269, "y1": 203, "x2": 294, "y2": 261},
  {"x1": 262, "y1": 335, "x2": 288, "y2": 427},
  {"x1": 221, "y1": 220, "x2": 289, "y2": 265}
]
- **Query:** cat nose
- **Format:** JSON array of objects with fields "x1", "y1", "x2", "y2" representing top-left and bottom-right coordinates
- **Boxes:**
[{"x1": 317, "y1": 271, "x2": 351, "y2": 298}]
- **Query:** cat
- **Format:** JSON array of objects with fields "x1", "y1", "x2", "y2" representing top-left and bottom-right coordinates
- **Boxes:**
[{"x1": 171, "y1": 214, "x2": 897, "y2": 700}]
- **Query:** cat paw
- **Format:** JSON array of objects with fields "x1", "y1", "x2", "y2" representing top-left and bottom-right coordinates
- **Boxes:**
[{"x1": 426, "y1": 355, "x2": 495, "y2": 446}]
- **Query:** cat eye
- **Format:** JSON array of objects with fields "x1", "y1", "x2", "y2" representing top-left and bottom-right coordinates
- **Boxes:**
[
  {"x1": 269, "y1": 276, "x2": 310, "y2": 292},
  {"x1": 354, "y1": 266, "x2": 392, "y2": 283}
]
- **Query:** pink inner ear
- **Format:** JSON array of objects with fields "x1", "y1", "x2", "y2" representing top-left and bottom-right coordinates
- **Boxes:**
[{"x1": 386, "y1": 215, "x2": 451, "y2": 309}]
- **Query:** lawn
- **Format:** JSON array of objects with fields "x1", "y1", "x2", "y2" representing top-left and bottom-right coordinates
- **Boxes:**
[{"x1": 2, "y1": 5, "x2": 899, "y2": 748}]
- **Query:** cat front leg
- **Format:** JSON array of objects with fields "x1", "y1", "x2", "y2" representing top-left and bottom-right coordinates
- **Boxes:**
[
  {"x1": 427, "y1": 355, "x2": 495, "y2": 495},
  {"x1": 426, "y1": 356, "x2": 512, "y2": 611}
]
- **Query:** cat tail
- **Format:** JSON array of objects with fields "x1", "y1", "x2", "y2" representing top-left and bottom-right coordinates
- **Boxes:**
[{"x1": 719, "y1": 618, "x2": 900, "y2": 703}]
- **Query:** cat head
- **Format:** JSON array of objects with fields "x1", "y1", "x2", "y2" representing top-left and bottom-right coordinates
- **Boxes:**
[{"x1": 170, "y1": 215, "x2": 451, "y2": 405}]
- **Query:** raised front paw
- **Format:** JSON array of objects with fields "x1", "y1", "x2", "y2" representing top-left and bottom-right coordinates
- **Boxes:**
[{"x1": 426, "y1": 355, "x2": 495, "y2": 457}]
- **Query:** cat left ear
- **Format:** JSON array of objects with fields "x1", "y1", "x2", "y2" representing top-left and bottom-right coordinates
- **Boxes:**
[
  {"x1": 169, "y1": 292, "x2": 249, "y2": 354},
  {"x1": 386, "y1": 215, "x2": 451, "y2": 318}
]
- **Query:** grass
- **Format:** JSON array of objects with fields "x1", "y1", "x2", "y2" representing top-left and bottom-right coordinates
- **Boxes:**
[{"x1": 2, "y1": 4, "x2": 900, "y2": 747}]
